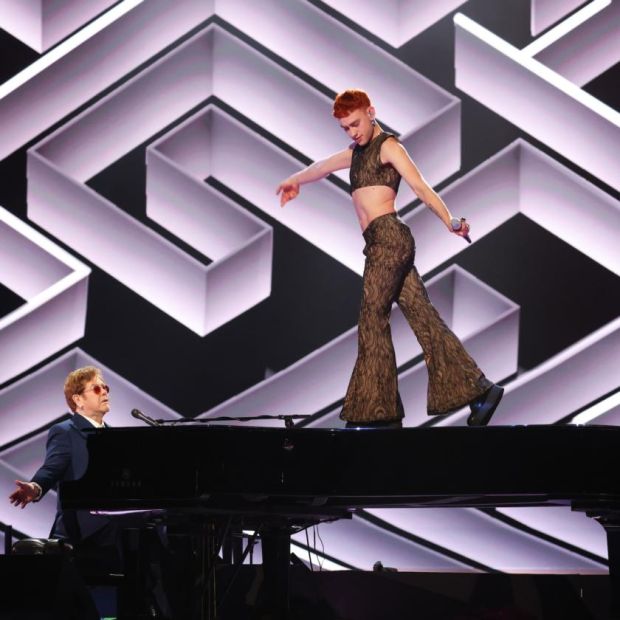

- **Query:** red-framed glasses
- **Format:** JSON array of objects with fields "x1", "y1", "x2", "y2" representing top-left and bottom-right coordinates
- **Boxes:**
[{"x1": 80, "y1": 384, "x2": 110, "y2": 396}]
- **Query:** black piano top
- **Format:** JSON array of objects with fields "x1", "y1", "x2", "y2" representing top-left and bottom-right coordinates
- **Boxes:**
[{"x1": 59, "y1": 425, "x2": 620, "y2": 515}]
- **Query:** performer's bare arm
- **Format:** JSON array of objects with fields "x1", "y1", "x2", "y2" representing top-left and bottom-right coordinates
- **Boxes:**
[
  {"x1": 382, "y1": 139, "x2": 468, "y2": 236},
  {"x1": 276, "y1": 147, "x2": 353, "y2": 207}
]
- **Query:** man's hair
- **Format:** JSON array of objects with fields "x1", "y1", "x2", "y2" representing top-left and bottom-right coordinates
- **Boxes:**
[
  {"x1": 332, "y1": 89, "x2": 371, "y2": 119},
  {"x1": 64, "y1": 366, "x2": 102, "y2": 412}
]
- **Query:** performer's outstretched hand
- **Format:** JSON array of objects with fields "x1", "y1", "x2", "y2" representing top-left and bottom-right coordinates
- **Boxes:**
[
  {"x1": 276, "y1": 179, "x2": 300, "y2": 207},
  {"x1": 9, "y1": 480, "x2": 38, "y2": 509}
]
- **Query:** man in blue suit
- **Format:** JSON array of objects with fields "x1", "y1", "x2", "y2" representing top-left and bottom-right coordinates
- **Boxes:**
[
  {"x1": 9, "y1": 366, "x2": 174, "y2": 616},
  {"x1": 9, "y1": 365, "x2": 113, "y2": 544}
]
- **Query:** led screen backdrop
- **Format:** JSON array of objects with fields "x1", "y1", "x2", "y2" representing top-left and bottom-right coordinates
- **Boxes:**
[{"x1": 1, "y1": 0, "x2": 619, "y2": 573}]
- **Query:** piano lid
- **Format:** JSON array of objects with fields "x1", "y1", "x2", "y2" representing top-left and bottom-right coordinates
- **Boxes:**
[{"x1": 59, "y1": 425, "x2": 620, "y2": 513}]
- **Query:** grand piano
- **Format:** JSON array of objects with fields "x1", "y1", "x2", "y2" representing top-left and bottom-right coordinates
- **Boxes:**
[{"x1": 61, "y1": 424, "x2": 620, "y2": 618}]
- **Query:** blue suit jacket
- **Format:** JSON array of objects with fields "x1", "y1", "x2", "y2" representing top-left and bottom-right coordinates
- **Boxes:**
[{"x1": 31, "y1": 413, "x2": 111, "y2": 542}]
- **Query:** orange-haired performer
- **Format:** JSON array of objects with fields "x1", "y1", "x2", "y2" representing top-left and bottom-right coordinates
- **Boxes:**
[{"x1": 276, "y1": 89, "x2": 503, "y2": 427}]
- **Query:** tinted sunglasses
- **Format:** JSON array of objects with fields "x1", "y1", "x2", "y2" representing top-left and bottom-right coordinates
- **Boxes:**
[{"x1": 81, "y1": 384, "x2": 110, "y2": 396}]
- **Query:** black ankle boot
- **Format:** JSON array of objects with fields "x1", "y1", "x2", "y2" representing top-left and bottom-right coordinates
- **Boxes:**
[{"x1": 467, "y1": 384, "x2": 504, "y2": 426}]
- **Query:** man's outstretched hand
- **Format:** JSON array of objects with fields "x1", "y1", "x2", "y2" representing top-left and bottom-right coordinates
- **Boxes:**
[
  {"x1": 9, "y1": 480, "x2": 38, "y2": 509},
  {"x1": 276, "y1": 179, "x2": 300, "y2": 207}
]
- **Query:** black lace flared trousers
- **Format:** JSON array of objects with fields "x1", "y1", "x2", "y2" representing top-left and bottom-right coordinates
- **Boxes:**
[{"x1": 340, "y1": 213, "x2": 492, "y2": 423}]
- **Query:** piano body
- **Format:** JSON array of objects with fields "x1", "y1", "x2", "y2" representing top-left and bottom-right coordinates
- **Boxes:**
[{"x1": 61, "y1": 425, "x2": 620, "y2": 618}]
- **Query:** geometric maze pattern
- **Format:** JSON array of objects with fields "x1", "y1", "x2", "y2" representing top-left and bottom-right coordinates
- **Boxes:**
[
  {"x1": 28, "y1": 26, "x2": 275, "y2": 335},
  {"x1": 321, "y1": 0, "x2": 468, "y2": 48},
  {"x1": 0, "y1": 0, "x2": 214, "y2": 160},
  {"x1": 530, "y1": 0, "x2": 591, "y2": 36},
  {"x1": 295, "y1": 507, "x2": 608, "y2": 572},
  {"x1": 147, "y1": 106, "x2": 273, "y2": 335},
  {"x1": 454, "y1": 1, "x2": 620, "y2": 191},
  {"x1": 0, "y1": 0, "x2": 119, "y2": 53},
  {"x1": 1, "y1": 0, "x2": 618, "y2": 574},
  {"x1": 405, "y1": 139, "x2": 620, "y2": 278},
  {"x1": 0, "y1": 207, "x2": 89, "y2": 384}
]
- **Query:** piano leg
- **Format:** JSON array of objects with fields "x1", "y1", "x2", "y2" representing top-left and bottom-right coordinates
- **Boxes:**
[
  {"x1": 118, "y1": 527, "x2": 151, "y2": 618},
  {"x1": 603, "y1": 521, "x2": 620, "y2": 620},
  {"x1": 197, "y1": 520, "x2": 218, "y2": 620},
  {"x1": 260, "y1": 525, "x2": 291, "y2": 620},
  {"x1": 584, "y1": 512, "x2": 620, "y2": 619},
  {"x1": 164, "y1": 517, "x2": 225, "y2": 620},
  {"x1": 222, "y1": 523, "x2": 243, "y2": 565}
]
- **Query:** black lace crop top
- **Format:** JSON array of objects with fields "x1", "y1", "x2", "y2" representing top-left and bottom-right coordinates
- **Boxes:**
[{"x1": 349, "y1": 132, "x2": 401, "y2": 195}]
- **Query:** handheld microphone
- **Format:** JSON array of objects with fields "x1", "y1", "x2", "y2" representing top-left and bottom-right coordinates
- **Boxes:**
[
  {"x1": 450, "y1": 217, "x2": 472, "y2": 244},
  {"x1": 131, "y1": 408, "x2": 161, "y2": 427}
]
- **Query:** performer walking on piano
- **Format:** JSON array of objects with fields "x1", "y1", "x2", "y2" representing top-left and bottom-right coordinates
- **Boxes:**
[{"x1": 276, "y1": 89, "x2": 504, "y2": 428}]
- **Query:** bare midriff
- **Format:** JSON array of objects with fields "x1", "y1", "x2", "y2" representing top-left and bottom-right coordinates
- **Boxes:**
[{"x1": 352, "y1": 185, "x2": 397, "y2": 232}]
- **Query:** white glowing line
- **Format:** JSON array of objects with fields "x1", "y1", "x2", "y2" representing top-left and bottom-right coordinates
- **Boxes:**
[
  {"x1": 0, "y1": 206, "x2": 89, "y2": 275},
  {"x1": 291, "y1": 541, "x2": 343, "y2": 571},
  {"x1": 522, "y1": 0, "x2": 611, "y2": 57},
  {"x1": 0, "y1": 0, "x2": 144, "y2": 100},
  {"x1": 570, "y1": 391, "x2": 620, "y2": 425},
  {"x1": 238, "y1": 534, "x2": 345, "y2": 570},
  {"x1": 0, "y1": 206, "x2": 90, "y2": 330},
  {"x1": 453, "y1": 13, "x2": 620, "y2": 125}
]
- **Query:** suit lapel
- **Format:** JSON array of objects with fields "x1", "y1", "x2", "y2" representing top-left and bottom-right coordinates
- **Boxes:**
[{"x1": 71, "y1": 413, "x2": 103, "y2": 431}]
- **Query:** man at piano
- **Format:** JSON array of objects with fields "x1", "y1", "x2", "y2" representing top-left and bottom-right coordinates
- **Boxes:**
[
  {"x1": 9, "y1": 366, "x2": 173, "y2": 616},
  {"x1": 9, "y1": 366, "x2": 113, "y2": 546}
]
